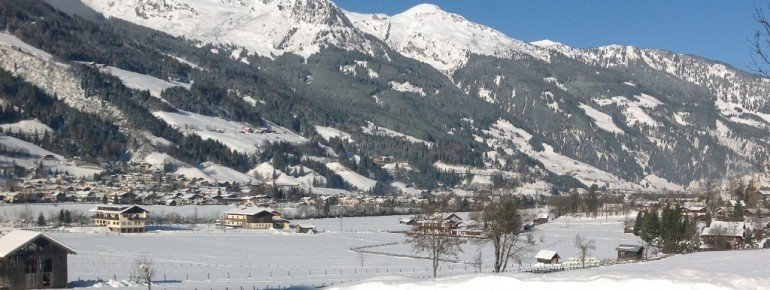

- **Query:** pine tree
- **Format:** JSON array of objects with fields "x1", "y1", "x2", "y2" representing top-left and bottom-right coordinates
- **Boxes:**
[
  {"x1": 58, "y1": 209, "x2": 65, "y2": 225},
  {"x1": 36, "y1": 212, "x2": 46, "y2": 226},
  {"x1": 640, "y1": 209, "x2": 660, "y2": 244},
  {"x1": 659, "y1": 205, "x2": 684, "y2": 253},
  {"x1": 63, "y1": 210, "x2": 72, "y2": 224}
]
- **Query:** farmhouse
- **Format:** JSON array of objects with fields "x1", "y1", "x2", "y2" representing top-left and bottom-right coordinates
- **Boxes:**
[
  {"x1": 535, "y1": 250, "x2": 560, "y2": 264},
  {"x1": 0, "y1": 230, "x2": 76, "y2": 290},
  {"x1": 415, "y1": 213, "x2": 463, "y2": 234},
  {"x1": 223, "y1": 207, "x2": 280, "y2": 229},
  {"x1": 615, "y1": 244, "x2": 644, "y2": 261},
  {"x1": 90, "y1": 205, "x2": 149, "y2": 233},
  {"x1": 700, "y1": 221, "x2": 746, "y2": 251},
  {"x1": 295, "y1": 224, "x2": 316, "y2": 234},
  {"x1": 533, "y1": 213, "x2": 550, "y2": 225}
]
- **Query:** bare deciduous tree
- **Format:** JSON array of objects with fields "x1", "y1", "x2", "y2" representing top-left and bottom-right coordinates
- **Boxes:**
[
  {"x1": 131, "y1": 255, "x2": 156, "y2": 290},
  {"x1": 752, "y1": 4, "x2": 770, "y2": 76},
  {"x1": 479, "y1": 197, "x2": 532, "y2": 273},
  {"x1": 574, "y1": 234, "x2": 596, "y2": 268},
  {"x1": 406, "y1": 203, "x2": 465, "y2": 277},
  {"x1": 471, "y1": 249, "x2": 483, "y2": 272}
]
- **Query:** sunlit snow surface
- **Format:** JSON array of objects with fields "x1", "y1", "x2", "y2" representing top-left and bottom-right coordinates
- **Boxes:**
[{"x1": 0, "y1": 205, "x2": 758, "y2": 289}]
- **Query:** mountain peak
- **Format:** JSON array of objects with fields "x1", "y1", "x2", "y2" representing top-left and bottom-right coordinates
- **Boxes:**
[
  {"x1": 347, "y1": 3, "x2": 549, "y2": 74},
  {"x1": 81, "y1": 0, "x2": 381, "y2": 59},
  {"x1": 531, "y1": 39, "x2": 566, "y2": 48},
  {"x1": 402, "y1": 3, "x2": 445, "y2": 15}
]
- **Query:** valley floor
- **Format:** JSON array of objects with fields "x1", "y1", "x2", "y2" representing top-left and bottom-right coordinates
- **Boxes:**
[{"x1": 0, "y1": 204, "x2": 761, "y2": 289}]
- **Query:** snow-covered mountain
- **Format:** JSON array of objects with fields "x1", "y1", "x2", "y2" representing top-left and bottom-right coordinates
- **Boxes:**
[
  {"x1": 4, "y1": 0, "x2": 770, "y2": 193},
  {"x1": 80, "y1": 0, "x2": 385, "y2": 59},
  {"x1": 535, "y1": 41, "x2": 770, "y2": 114},
  {"x1": 345, "y1": 4, "x2": 549, "y2": 74}
]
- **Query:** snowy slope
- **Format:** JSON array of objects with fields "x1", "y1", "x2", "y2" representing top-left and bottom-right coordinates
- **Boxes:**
[
  {"x1": 80, "y1": 0, "x2": 383, "y2": 59},
  {"x1": 483, "y1": 120, "x2": 645, "y2": 190},
  {"x1": 346, "y1": 4, "x2": 549, "y2": 74},
  {"x1": 0, "y1": 135, "x2": 62, "y2": 159},
  {"x1": 201, "y1": 163, "x2": 253, "y2": 183},
  {"x1": 315, "y1": 125, "x2": 353, "y2": 142},
  {"x1": 0, "y1": 36, "x2": 125, "y2": 125},
  {"x1": 362, "y1": 122, "x2": 433, "y2": 147},
  {"x1": 326, "y1": 162, "x2": 376, "y2": 190},
  {"x1": 578, "y1": 103, "x2": 624, "y2": 134},
  {"x1": 0, "y1": 136, "x2": 104, "y2": 178},
  {"x1": 0, "y1": 119, "x2": 53, "y2": 136},
  {"x1": 153, "y1": 110, "x2": 306, "y2": 154},
  {"x1": 98, "y1": 65, "x2": 188, "y2": 99},
  {"x1": 0, "y1": 32, "x2": 54, "y2": 60}
]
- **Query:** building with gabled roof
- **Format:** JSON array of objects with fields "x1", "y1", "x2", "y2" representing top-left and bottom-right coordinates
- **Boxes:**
[
  {"x1": 615, "y1": 244, "x2": 644, "y2": 261},
  {"x1": 0, "y1": 230, "x2": 76, "y2": 289},
  {"x1": 535, "y1": 250, "x2": 560, "y2": 264},
  {"x1": 222, "y1": 207, "x2": 281, "y2": 229},
  {"x1": 90, "y1": 205, "x2": 149, "y2": 233}
]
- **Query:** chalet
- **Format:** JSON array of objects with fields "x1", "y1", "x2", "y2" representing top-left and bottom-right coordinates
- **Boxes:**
[
  {"x1": 535, "y1": 250, "x2": 560, "y2": 264},
  {"x1": 533, "y1": 213, "x2": 550, "y2": 226},
  {"x1": 415, "y1": 213, "x2": 463, "y2": 234},
  {"x1": 682, "y1": 206, "x2": 708, "y2": 220},
  {"x1": 399, "y1": 218, "x2": 416, "y2": 226},
  {"x1": 699, "y1": 221, "x2": 746, "y2": 251},
  {"x1": 223, "y1": 207, "x2": 278, "y2": 229},
  {"x1": 615, "y1": 244, "x2": 644, "y2": 261},
  {"x1": 0, "y1": 230, "x2": 76, "y2": 290},
  {"x1": 90, "y1": 205, "x2": 149, "y2": 233},
  {"x1": 296, "y1": 224, "x2": 316, "y2": 234},
  {"x1": 452, "y1": 220, "x2": 483, "y2": 237}
]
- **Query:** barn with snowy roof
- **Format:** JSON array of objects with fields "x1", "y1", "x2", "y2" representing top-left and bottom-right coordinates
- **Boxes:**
[{"x1": 0, "y1": 230, "x2": 76, "y2": 290}]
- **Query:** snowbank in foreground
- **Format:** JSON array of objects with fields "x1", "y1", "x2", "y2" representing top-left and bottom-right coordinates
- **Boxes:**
[{"x1": 330, "y1": 250, "x2": 770, "y2": 290}]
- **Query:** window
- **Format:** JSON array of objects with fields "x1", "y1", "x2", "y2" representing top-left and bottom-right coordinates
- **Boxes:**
[
  {"x1": 42, "y1": 259, "x2": 53, "y2": 272},
  {"x1": 25, "y1": 259, "x2": 38, "y2": 273}
]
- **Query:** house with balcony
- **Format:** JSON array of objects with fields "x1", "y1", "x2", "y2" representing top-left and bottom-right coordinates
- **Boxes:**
[
  {"x1": 90, "y1": 205, "x2": 149, "y2": 233},
  {"x1": 222, "y1": 207, "x2": 281, "y2": 229}
]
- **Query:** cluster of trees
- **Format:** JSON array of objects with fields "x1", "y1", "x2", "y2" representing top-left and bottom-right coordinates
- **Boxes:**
[
  {"x1": 548, "y1": 184, "x2": 602, "y2": 217},
  {"x1": 0, "y1": 69, "x2": 126, "y2": 163},
  {"x1": 633, "y1": 205, "x2": 699, "y2": 254}
]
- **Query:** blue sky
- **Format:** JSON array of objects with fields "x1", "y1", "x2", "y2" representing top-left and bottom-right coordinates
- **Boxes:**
[{"x1": 334, "y1": 0, "x2": 762, "y2": 70}]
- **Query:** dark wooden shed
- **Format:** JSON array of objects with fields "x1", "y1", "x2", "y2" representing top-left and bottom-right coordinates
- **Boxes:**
[
  {"x1": 0, "y1": 230, "x2": 76, "y2": 290},
  {"x1": 616, "y1": 244, "x2": 644, "y2": 261}
]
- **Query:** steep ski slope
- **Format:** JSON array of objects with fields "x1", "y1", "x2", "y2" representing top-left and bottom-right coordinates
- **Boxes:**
[
  {"x1": 346, "y1": 4, "x2": 549, "y2": 74},
  {"x1": 80, "y1": 0, "x2": 384, "y2": 59}
]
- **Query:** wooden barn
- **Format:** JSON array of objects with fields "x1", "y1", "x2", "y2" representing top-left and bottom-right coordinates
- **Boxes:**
[
  {"x1": 615, "y1": 244, "x2": 644, "y2": 261},
  {"x1": 535, "y1": 250, "x2": 560, "y2": 264},
  {"x1": 0, "y1": 230, "x2": 76, "y2": 290}
]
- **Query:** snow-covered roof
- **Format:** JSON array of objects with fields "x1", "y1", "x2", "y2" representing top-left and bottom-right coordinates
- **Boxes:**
[
  {"x1": 537, "y1": 213, "x2": 550, "y2": 219},
  {"x1": 297, "y1": 224, "x2": 315, "y2": 228},
  {"x1": 701, "y1": 221, "x2": 745, "y2": 237},
  {"x1": 89, "y1": 205, "x2": 149, "y2": 214},
  {"x1": 0, "y1": 230, "x2": 76, "y2": 258},
  {"x1": 615, "y1": 244, "x2": 643, "y2": 252},
  {"x1": 223, "y1": 206, "x2": 274, "y2": 216},
  {"x1": 535, "y1": 250, "x2": 559, "y2": 260}
]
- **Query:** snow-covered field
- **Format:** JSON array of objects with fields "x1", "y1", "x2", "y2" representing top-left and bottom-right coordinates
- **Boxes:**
[
  {"x1": 1, "y1": 207, "x2": 760, "y2": 289},
  {"x1": 332, "y1": 249, "x2": 770, "y2": 290}
]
